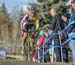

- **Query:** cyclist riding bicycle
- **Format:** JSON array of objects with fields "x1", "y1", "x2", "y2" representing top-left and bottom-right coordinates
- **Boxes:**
[{"x1": 20, "y1": 6, "x2": 39, "y2": 54}]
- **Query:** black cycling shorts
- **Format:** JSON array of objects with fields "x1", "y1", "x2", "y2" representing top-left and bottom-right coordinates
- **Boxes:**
[{"x1": 22, "y1": 23, "x2": 35, "y2": 32}]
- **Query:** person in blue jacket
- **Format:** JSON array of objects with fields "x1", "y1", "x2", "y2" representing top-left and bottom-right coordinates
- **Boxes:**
[{"x1": 68, "y1": 0, "x2": 75, "y2": 64}]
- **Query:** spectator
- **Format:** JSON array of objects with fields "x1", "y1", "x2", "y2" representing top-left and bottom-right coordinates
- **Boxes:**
[
  {"x1": 50, "y1": 7, "x2": 62, "y2": 62},
  {"x1": 61, "y1": 13, "x2": 69, "y2": 62},
  {"x1": 35, "y1": 30, "x2": 50, "y2": 62},
  {"x1": 67, "y1": 0, "x2": 75, "y2": 64},
  {"x1": 35, "y1": 30, "x2": 46, "y2": 62}
]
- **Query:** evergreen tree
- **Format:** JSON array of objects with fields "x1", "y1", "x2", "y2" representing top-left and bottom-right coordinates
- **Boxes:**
[
  {"x1": 0, "y1": 3, "x2": 9, "y2": 25},
  {"x1": 30, "y1": 0, "x2": 68, "y2": 25}
]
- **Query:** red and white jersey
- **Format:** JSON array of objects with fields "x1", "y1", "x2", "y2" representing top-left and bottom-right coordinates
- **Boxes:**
[{"x1": 20, "y1": 13, "x2": 29, "y2": 29}]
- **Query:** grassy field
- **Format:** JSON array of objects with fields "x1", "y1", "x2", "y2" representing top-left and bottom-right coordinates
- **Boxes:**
[{"x1": 0, "y1": 60, "x2": 74, "y2": 65}]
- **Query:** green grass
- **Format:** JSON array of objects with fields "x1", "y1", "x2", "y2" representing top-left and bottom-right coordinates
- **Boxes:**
[{"x1": 0, "y1": 60, "x2": 74, "y2": 65}]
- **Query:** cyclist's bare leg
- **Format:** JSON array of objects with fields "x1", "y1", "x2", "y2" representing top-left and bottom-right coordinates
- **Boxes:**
[{"x1": 21, "y1": 31, "x2": 28, "y2": 54}]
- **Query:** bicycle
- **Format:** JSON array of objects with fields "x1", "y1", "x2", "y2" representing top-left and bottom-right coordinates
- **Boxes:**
[{"x1": 23, "y1": 23, "x2": 37, "y2": 61}]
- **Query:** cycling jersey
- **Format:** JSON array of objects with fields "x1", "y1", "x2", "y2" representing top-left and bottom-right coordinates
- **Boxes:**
[
  {"x1": 20, "y1": 13, "x2": 30, "y2": 29},
  {"x1": 20, "y1": 13, "x2": 39, "y2": 31}
]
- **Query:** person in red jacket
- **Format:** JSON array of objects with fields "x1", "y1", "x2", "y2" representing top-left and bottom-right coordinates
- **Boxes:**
[
  {"x1": 34, "y1": 30, "x2": 46, "y2": 62},
  {"x1": 36, "y1": 30, "x2": 46, "y2": 49}
]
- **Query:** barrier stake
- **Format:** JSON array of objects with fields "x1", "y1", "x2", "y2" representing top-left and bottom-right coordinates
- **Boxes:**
[
  {"x1": 52, "y1": 39, "x2": 54, "y2": 63},
  {"x1": 58, "y1": 31, "x2": 63, "y2": 63},
  {"x1": 43, "y1": 41, "x2": 44, "y2": 63}
]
